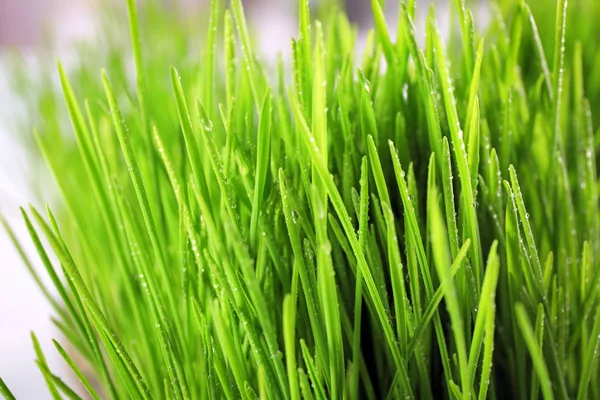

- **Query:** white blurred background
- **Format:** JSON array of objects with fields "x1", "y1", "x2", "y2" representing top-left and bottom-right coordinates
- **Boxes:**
[
  {"x1": 0, "y1": 2, "x2": 86, "y2": 398},
  {"x1": 0, "y1": 0, "x2": 488, "y2": 398}
]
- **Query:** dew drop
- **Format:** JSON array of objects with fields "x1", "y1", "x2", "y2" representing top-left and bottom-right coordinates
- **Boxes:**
[{"x1": 202, "y1": 118, "x2": 214, "y2": 132}]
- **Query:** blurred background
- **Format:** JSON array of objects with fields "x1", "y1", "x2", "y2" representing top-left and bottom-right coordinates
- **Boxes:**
[{"x1": 0, "y1": 0, "x2": 483, "y2": 398}]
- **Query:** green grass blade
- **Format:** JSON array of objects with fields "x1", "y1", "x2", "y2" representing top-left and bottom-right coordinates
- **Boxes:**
[
  {"x1": 289, "y1": 91, "x2": 414, "y2": 397},
  {"x1": 53, "y1": 340, "x2": 101, "y2": 400},
  {"x1": 170, "y1": 66, "x2": 210, "y2": 203},
  {"x1": 35, "y1": 361, "x2": 83, "y2": 400},
  {"x1": 428, "y1": 184, "x2": 470, "y2": 400},
  {"x1": 279, "y1": 169, "x2": 326, "y2": 361},
  {"x1": 125, "y1": 0, "x2": 148, "y2": 134},
  {"x1": 203, "y1": 0, "x2": 219, "y2": 114},
  {"x1": 521, "y1": 1, "x2": 553, "y2": 99},
  {"x1": 477, "y1": 307, "x2": 495, "y2": 400},
  {"x1": 250, "y1": 89, "x2": 273, "y2": 246},
  {"x1": 371, "y1": 0, "x2": 396, "y2": 68},
  {"x1": 0, "y1": 214, "x2": 62, "y2": 315},
  {"x1": 508, "y1": 166, "x2": 545, "y2": 297},
  {"x1": 432, "y1": 21, "x2": 484, "y2": 289},
  {"x1": 0, "y1": 377, "x2": 16, "y2": 400},
  {"x1": 29, "y1": 207, "x2": 151, "y2": 400},
  {"x1": 283, "y1": 294, "x2": 300, "y2": 400},
  {"x1": 468, "y1": 241, "x2": 500, "y2": 387},
  {"x1": 31, "y1": 332, "x2": 61, "y2": 400},
  {"x1": 515, "y1": 304, "x2": 554, "y2": 400},
  {"x1": 530, "y1": 304, "x2": 545, "y2": 400},
  {"x1": 576, "y1": 299, "x2": 600, "y2": 400},
  {"x1": 388, "y1": 240, "x2": 470, "y2": 397},
  {"x1": 300, "y1": 340, "x2": 327, "y2": 400},
  {"x1": 231, "y1": 0, "x2": 264, "y2": 108}
]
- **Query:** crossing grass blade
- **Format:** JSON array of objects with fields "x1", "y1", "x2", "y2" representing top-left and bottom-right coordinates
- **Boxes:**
[
  {"x1": 428, "y1": 183, "x2": 470, "y2": 399},
  {"x1": 290, "y1": 90, "x2": 414, "y2": 397},
  {"x1": 35, "y1": 361, "x2": 84, "y2": 400},
  {"x1": 469, "y1": 241, "x2": 500, "y2": 390},
  {"x1": 28, "y1": 206, "x2": 151, "y2": 400},
  {"x1": 31, "y1": 332, "x2": 61, "y2": 400}
]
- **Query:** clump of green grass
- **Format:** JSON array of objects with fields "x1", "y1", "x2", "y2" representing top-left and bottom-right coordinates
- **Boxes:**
[{"x1": 1, "y1": 0, "x2": 599, "y2": 398}]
